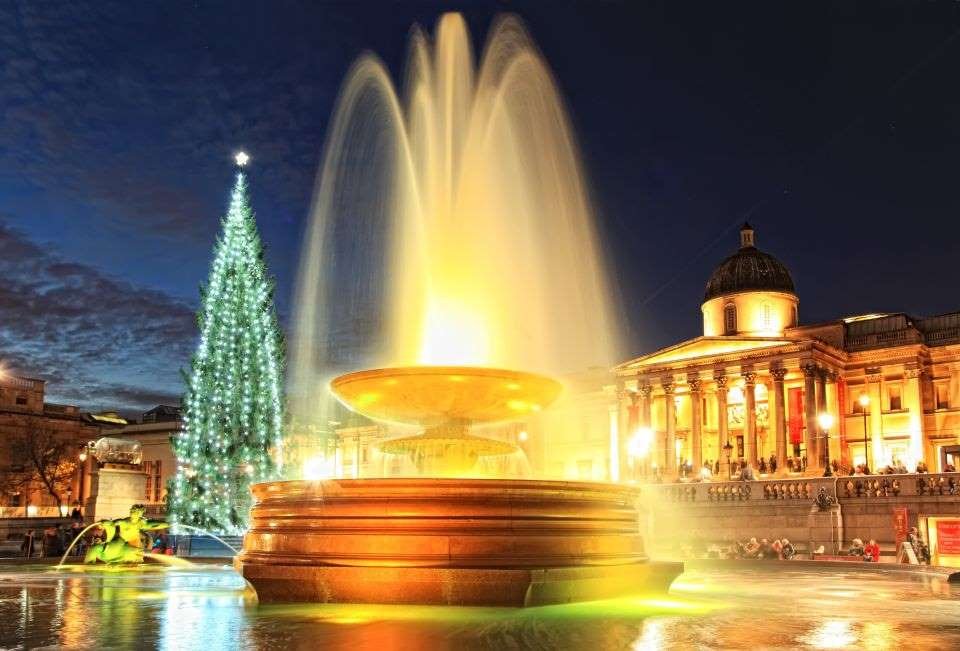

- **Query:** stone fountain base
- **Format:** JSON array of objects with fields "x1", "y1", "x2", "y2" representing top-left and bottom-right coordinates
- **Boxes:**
[{"x1": 235, "y1": 478, "x2": 682, "y2": 606}]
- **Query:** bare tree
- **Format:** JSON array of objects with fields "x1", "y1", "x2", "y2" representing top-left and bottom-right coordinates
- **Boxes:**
[{"x1": 5, "y1": 420, "x2": 78, "y2": 509}]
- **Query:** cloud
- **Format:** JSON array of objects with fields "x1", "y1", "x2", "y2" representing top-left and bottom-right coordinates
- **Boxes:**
[
  {"x1": 0, "y1": 1, "x2": 332, "y2": 240},
  {"x1": 0, "y1": 219, "x2": 196, "y2": 413}
]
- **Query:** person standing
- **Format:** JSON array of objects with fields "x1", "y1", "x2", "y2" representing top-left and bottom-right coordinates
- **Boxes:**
[{"x1": 21, "y1": 529, "x2": 35, "y2": 558}]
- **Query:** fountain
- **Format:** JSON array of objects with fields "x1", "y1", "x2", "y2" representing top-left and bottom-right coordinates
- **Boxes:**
[{"x1": 235, "y1": 12, "x2": 682, "y2": 605}]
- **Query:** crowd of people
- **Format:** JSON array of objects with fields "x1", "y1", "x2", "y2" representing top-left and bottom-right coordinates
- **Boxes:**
[{"x1": 732, "y1": 537, "x2": 797, "y2": 560}]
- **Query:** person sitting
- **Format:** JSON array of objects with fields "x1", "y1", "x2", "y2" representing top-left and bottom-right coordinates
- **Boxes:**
[
  {"x1": 758, "y1": 538, "x2": 773, "y2": 559},
  {"x1": 864, "y1": 539, "x2": 880, "y2": 562},
  {"x1": 848, "y1": 538, "x2": 865, "y2": 557},
  {"x1": 743, "y1": 537, "x2": 761, "y2": 558},
  {"x1": 781, "y1": 539, "x2": 796, "y2": 560},
  {"x1": 908, "y1": 527, "x2": 930, "y2": 564},
  {"x1": 733, "y1": 540, "x2": 747, "y2": 559},
  {"x1": 771, "y1": 538, "x2": 783, "y2": 559}
]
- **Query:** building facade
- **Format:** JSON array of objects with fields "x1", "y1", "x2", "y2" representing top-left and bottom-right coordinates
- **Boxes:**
[
  {"x1": 613, "y1": 224, "x2": 960, "y2": 477},
  {"x1": 0, "y1": 374, "x2": 103, "y2": 515}
]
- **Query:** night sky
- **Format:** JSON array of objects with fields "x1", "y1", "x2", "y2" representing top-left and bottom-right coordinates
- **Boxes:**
[{"x1": 2, "y1": 1, "x2": 959, "y2": 414}]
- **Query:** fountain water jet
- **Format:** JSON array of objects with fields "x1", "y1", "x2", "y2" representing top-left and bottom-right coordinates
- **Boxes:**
[{"x1": 236, "y1": 13, "x2": 681, "y2": 605}]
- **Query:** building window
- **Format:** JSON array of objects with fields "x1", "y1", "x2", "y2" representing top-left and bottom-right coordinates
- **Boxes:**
[
  {"x1": 852, "y1": 392, "x2": 866, "y2": 414},
  {"x1": 792, "y1": 306, "x2": 799, "y2": 327},
  {"x1": 887, "y1": 385, "x2": 902, "y2": 411},
  {"x1": 15, "y1": 395, "x2": 26, "y2": 405},
  {"x1": 724, "y1": 304, "x2": 737, "y2": 335},
  {"x1": 936, "y1": 383, "x2": 951, "y2": 410},
  {"x1": 762, "y1": 303, "x2": 771, "y2": 329}
]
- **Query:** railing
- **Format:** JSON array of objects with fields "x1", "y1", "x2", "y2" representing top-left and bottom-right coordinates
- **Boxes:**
[{"x1": 646, "y1": 472, "x2": 960, "y2": 504}]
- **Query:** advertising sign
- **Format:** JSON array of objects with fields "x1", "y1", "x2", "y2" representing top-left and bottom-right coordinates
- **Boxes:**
[{"x1": 936, "y1": 519, "x2": 960, "y2": 555}]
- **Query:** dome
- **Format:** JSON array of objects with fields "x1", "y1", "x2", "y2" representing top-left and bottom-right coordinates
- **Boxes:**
[{"x1": 703, "y1": 223, "x2": 795, "y2": 302}]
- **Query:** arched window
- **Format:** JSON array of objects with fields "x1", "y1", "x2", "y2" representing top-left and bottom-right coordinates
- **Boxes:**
[
  {"x1": 724, "y1": 303, "x2": 737, "y2": 334},
  {"x1": 762, "y1": 303, "x2": 771, "y2": 329}
]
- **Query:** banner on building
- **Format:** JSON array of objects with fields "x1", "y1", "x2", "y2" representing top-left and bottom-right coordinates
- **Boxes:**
[{"x1": 893, "y1": 506, "x2": 909, "y2": 546}]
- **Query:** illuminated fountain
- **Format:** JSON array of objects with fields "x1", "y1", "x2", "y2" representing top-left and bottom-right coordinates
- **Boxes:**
[{"x1": 235, "y1": 13, "x2": 682, "y2": 605}]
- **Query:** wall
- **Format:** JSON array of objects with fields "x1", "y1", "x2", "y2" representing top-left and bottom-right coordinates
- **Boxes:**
[{"x1": 643, "y1": 473, "x2": 960, "y2": 553}]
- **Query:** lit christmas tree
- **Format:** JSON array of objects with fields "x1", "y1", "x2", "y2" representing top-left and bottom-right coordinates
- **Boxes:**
[{"x1": 171, "y1": 153, "x2": 285, "y2": 534}]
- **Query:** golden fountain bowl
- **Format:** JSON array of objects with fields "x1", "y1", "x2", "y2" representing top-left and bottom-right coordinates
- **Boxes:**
[{"x1": 329, "y1": 366, "x2": 563, "y2": 428}]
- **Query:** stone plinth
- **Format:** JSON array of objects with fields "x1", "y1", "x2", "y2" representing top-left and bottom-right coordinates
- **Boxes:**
[
  {"x1": 808, "y1": 503, "x2": 843, "y2": 554},
  {"x1": 235, "y1": 478, "x2": 682, "y2": 606},
  {"x1": 86, "y1": 465, "x2": 148, "y2": 521}
]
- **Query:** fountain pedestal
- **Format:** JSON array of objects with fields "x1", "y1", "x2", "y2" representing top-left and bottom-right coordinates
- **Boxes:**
[{"x1": 235, "y1": 477, "x2": 682, "y2": 605}]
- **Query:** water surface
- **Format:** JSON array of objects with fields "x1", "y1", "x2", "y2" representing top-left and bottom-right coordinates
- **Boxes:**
[{"x1": 1, "y1": 563, "x2": 957, "y2": 649}]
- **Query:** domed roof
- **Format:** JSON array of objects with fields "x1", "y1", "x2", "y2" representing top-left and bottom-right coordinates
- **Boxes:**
[{"x1": 704, "y1": 223, "x2": 795, "y2": 302}]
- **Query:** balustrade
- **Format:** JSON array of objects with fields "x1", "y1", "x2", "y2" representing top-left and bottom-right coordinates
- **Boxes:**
[{"x1": 645, "y1": 472, "x2": 960, "y2": 504}]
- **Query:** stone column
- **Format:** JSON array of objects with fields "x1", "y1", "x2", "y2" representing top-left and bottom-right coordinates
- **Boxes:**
[
  {"x1": 663, "y1": 379, "x2": 676, "y2": 476},
  {"x1": 688, "y1": 374, "x2": 703, "y2": 470},
  {"x1": 771, "y1": 367, "x2": 788, "y2": 473},
  {"x1": 904, "y1": 365, "x2": 925, "y2": 468},
  {"x1": 802, "y1": 362, "x2": 819, "y2": 470},
  {"x1": 743, "y1": 370, "x2": 757, "y2": 466},
  {"x1": 817, "y1": 369, "x2": 829, "y2": 469},
  {"x1": 824, "y1": 371, "x2": 840, "y2": 469},
  {"x1": 866, "y1": 369, "x2": 884, "y2": 470},
  {"x1": 714, "y1": 372, "x2": 729, "y2": 467},
  {"x1": 638, "y1": 384, "x2": 653, "y2": 469}
]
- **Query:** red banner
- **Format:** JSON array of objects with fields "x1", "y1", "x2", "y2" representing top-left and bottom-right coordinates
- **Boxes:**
[
  {"x1": 936, "y1": 520, "x2": 960, "y2": 555},
  {"x1": 893, "y1": 506, "x2": 909, "y2": 546},
  {"x1": 788, "y1": 387, "x2": 804, "y2": 444}
]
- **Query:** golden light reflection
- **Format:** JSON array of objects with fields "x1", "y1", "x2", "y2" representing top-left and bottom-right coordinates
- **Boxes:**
[{"x1": 799, "y1": 620, "x2": 857, "y2": 649}]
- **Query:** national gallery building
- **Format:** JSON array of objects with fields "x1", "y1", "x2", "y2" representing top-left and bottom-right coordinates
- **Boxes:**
[{"x1": 611, "y1": 224, "x2": 960, "y2": 477}]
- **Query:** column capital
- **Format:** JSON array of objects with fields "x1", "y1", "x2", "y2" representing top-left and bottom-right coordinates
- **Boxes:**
[
  {"x1": 904, "y1": 365, "x2": 925, "y2": 379},
  {"x1": 661, "y1": 378, "x2": 675, "y2": 395},
  {"x1": 770, "y1": 367, "x2": 788, "y2": 382},
  {"x1": 741, "y1": 369, "x2": 757, "y2": 385},
  {"x1": 637, "y1": 384, "x2": 653, "y2": 399},
  {"x1": 687, "y1": 375, "x2": 702, "y2": 393},
  {"x1": 801, "y1": 361, "x2": 819, "y2": 378},
  {"x1": 714, "y1": 373, "x2": 729, "y2": 389}
]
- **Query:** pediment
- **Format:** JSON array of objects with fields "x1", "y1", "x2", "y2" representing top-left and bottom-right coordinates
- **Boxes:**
[{"x1": 616, "y1": 336, "x2": 803, "y2": 371}]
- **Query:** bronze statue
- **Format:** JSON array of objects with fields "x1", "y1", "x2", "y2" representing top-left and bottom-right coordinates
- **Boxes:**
[{"x1": 84, "y1": 504, "x2": 169, "y2": 564}]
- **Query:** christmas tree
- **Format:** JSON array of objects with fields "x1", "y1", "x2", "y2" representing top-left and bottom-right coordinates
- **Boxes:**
[{"x1": 171, "y1": 155, "x2": 285, "y2": 534}]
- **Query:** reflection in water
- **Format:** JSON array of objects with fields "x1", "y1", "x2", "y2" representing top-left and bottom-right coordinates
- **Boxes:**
[{"x1": 1, "y1": 565, "x2": 959, "y2": 649}]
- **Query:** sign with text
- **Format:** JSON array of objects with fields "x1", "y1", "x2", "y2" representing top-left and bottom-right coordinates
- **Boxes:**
[
  {"x1": 893, "y1": 506, "x2": 909, "y2": 546},
  {"x1": 936, "y1": 519, "x2": 960, "y2": 555}
]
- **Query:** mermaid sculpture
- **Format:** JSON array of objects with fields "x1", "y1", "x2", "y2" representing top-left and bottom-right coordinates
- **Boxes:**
[{"x1": 84, "y1": 504, "x2": 169, "y2": 564}]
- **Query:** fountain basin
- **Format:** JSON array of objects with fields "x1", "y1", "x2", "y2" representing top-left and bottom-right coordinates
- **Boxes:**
[{"x1": 235, "y1": 478, "x2": 682, "y2": 606}]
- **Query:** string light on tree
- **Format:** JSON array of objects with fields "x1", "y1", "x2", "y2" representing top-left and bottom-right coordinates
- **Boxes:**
[{"x1": 170, "y1": 153, "x2": 285, "y2": 534}]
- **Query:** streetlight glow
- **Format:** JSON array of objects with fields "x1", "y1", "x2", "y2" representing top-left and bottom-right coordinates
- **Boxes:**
[
  {"x1": 858, "y1": 394, "x2": 870, "y2": 408},
  {"x1": 817, "y1": 412, "x2": 835, "y2": 431}
]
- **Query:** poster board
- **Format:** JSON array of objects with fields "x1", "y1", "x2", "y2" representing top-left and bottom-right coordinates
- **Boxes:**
[{"x1": 925, "y1": 516, "x2": 960, "y2": 568}]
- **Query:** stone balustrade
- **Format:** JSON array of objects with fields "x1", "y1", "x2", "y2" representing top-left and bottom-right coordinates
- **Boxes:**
[
  {"x1": 641, "y1": 472, "x2": 960, "y2": 552},
  {"x1": 645, "y1": 472, "x2": 960, "y2": 504}
]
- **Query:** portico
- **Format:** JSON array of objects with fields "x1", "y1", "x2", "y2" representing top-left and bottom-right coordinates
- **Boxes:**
[{"x1": 615, "y1": 336, "x2": 844, "y2": 477}]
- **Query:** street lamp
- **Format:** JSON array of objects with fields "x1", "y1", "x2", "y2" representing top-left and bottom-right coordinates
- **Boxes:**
[
  {"x1": 818, "y1": 412, "x2": 835, "y2": 477},
  {"x1": 858, "y1": 394, "x2": 871, "y2": 474},
  {"x1": 723, "y1": 440, "x2": 734, "y2": 480}
]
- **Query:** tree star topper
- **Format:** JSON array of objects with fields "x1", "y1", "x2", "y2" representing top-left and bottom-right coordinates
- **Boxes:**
[{"x1": 235, "y1": 151, "x2": 250, "y2": 167}]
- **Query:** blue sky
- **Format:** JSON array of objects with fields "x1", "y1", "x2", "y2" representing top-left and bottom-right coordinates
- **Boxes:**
[{"x1": 2, "y1": 1, "x2": 960, "y2": 413}]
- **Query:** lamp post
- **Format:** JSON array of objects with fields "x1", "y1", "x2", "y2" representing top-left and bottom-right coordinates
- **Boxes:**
[
  {"x1": 858, "y1": 394, "x2": 871, "y2": 474},
  {"x1": 723, "y1": 441, "x2": 734, "y2": 480},
  {"x1": 818, "y1": 412, "x2": 835, "y2": 477}
]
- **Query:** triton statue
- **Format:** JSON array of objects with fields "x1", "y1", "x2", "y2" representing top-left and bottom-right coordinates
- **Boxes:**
[{"x1": 84, "y1": 504, "x2": 169, "y2": 564}]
